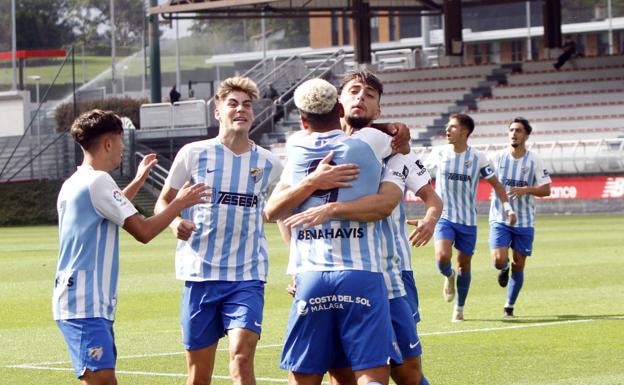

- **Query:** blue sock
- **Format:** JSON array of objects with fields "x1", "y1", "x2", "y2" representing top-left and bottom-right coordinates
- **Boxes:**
[
  {"x1": 506, "y1": 271, "x2": 524, "y2": 306},
  {"x1": 436, "y1": 261, "x2": 453, "y2": 277},
  {"x1": 456, "y1": 271, "x2": 471, "y2": 307},
  {"x1": 420, "y1": 374, "x2": 430, "y2": 385}
]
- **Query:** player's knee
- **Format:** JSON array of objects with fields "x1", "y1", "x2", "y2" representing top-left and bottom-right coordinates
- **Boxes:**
[{"x1": 230, "y1": 351, "x2": 254, "y2": 373}]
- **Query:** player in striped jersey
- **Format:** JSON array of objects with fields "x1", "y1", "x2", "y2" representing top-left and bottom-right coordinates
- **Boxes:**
[
  {"x1": 488, "y1": 118, "x2": 551, "y2": 318},
  {"x1": 155, "y1": 77, "x2": 283, "y2": 385},
  {"x1": 267, "y1": 78, "x2": 407, "y2": 385},
  {"x1": 424, "y1": 114, "x2": 516, "y2": 322},
  {"x1": 54, "y1": 110, "x2": 208, "y2": 384}
]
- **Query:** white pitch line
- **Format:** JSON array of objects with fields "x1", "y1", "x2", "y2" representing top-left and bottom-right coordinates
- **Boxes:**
[{"x1": 6, "y1": 317, "x2": 622, "y2": 375}]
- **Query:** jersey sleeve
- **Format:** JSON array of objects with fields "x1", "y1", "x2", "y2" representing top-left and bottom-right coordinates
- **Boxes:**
[
  {"x1": 477, "y1": 150, "x2": 495, "y2": 179},
  {"x1": 423, "y1": 147, "x2": 439, "y2": 174},
  {"x1": 267, "y1": 154, "x2": 285, "y2": 187},
  {"x1": 353, "y1": 127, "x2": 393, "y2": 162},
  {"x1": 166, "y1": 145, "x2": 191, "y2": 190},
  {"x1": 533, "y1": 155, "x2": 552, "y2": 186},
  {"x1": 89, "y1": 173, "x2": 138, "y2": 226},
  {"x1": 382, "y1": 152, "x2": 431, "y2": 193}
]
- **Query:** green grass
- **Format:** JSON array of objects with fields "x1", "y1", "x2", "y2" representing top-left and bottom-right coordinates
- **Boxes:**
[{"x1": 1, "y1": 215, "x2": 623, "y2": 384}]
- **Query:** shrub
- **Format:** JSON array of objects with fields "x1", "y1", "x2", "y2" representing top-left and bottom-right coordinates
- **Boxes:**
[
  {"x1": 55, "y1": 96, "x2": 148, "y2": 132},
  {"x1": 0, "y1": 180, "x2": 63, "y2": 226}
]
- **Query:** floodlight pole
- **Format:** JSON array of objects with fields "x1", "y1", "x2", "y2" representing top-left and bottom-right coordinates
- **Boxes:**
[
  {"x1": 526, "y1": 1, "x2": 532, "y2": 61},
  {"x1": 28, "y1": 75, "x2": 42, "y2": 180},
  {"x1": 111, "y1": 0, "x2": 117, "y2": 96},
  {"x1": 175, "y1": 19, "x2": 181, "y2": 91},
  {"x1": 149, "y1": 0, "x2": 162, "y2": 103},
  {"x1": 11, "y1": 0, "x2": 17, "y2": 91},
  {"x1": 608, "y1": 0, "x2": 613, "y2": 55}
]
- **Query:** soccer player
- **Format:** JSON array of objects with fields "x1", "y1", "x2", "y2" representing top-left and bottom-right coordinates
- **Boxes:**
[
  {"x1": 266, "y1": 78, "x2": 406, "y2": 385},
  {"x1": 329, "y1": 70, "x2": 442, "y2": 385},
  {"x1": 54, "y1": 109, "x2": 208, "y2": 385},
  {"x1": 154, "y1": 77, "x2": 283, "y2": 385},
  {"x1": 425, "y1": 113, "x2": 516, "y2": 322},
  {"x1": 488, "y1": 117, "x2": 551, "y2": 318}
]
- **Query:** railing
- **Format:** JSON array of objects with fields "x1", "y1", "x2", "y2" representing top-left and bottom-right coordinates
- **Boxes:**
[{"x1": 134, "y1": 151, "x2": 170, "y2": 192}]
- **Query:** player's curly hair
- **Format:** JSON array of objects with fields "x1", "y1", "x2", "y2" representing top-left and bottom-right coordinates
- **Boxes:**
[
  {"x1": 70, "y1": 109, "x2": 123, "y2": 150},
  {"x1": 338, "y1": 69, "x2": 384, "y2": 97},
  {"x1": 215, "y1": 76, "x2": 259, "y2": 102},
  {"x1": 511, "y1": 117, "x2": 532, "y2": 135}
]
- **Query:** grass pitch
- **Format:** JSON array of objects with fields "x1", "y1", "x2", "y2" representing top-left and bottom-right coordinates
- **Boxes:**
[{"x1": 1, "y1": 215, "x2": 623, "y2": 385}]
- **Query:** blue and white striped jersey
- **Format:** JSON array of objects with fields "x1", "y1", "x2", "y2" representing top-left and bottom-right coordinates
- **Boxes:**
[
  {"x1": 380, "y1": 152, "x2": 432, "y2": 298},
  {"x1": 282, "y1": 128, "x2": 393, "y2": 275},
  {"x1": 53, "y1": 166, "x2": 137, "y2": 321},
  {"x1": 425, "y1": 145, "x2": 494, "y2": 226},
  {"x1": 488, "y1": 150, "x2": 551, "y2": 228},
  {"x1": 166, "y1": 138, "x2": 283, "y2": 282}
]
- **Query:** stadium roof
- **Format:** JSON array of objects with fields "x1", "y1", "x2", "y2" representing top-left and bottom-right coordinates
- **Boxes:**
[{"x1": 149, "y1": 0, "x2": 526, "y2": 19}]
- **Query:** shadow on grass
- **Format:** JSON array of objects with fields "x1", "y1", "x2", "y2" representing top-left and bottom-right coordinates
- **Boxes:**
[{"x1": 471, "y1": 314, "x2": 624, "y2": 324}]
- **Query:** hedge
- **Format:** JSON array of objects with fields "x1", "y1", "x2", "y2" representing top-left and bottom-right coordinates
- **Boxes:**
[
  {"x1": 55, "y1": 96, "x2": 148, "y2": 132},
  {"x1": 0, "y1": 180, "x2": 63, "y2": 226}
]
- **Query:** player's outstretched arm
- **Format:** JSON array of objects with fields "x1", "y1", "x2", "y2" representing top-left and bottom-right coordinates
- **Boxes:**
[
  {"x1": 283, "y1": 182, "x2": 403, "y2": 229},
  {"x1": 407, "y1": 184, "x2": 442, "y2": 247},
  {"x1": 488, "y1": 176, "x2": 517, "y2": 225},
  {"x1": 122, "y1": 153, "x2": 158, "y2": 201},
  {"x1": 264, "y1": 151, "x2": 359, "y2": 221},
  {"x1": 124, "y1": 182, "x2": 209, "y2": 244}
]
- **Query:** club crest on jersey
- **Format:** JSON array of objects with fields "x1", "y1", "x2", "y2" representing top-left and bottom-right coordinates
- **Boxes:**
[
  {"x1": 464, "y1": 160, "x2": 472, "y2": 168},
  {"x1": 112, "y1": 190, "x2": 123, "y2": 202},
  {"x1": 250, "y1": 167, "x2": 263, "y2": 183},
  {"x1": 522, "y1": 166, "x2": 529, "y2": 174},
  {"x1": 88, "y1": 346, "x2": 104, "y2": 361}
]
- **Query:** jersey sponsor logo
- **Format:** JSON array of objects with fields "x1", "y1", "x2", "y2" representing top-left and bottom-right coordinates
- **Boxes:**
[
  {"x1": 250, "y1": 167, "x2": 264, "y2": 183},
  {"x1": 447, "y1": 173, "x2": 472, "y2": 182},
  {"x1": 54, "y1": 272, "x2": 74, "y2": 288},
  {"x1": 602, "y1": 177, "x2": 624, "y2": 198},
  {"x1": 415, "y1": 159, "x2": 428, "y2": 176},
  {"x1": 206, "y1": 168, "x2": 216, "y2": 174},
  {"x1": 296, "y1": 227, "x2": 364, "y2": 240},
  {"x1": 215, "y1": 191, "x2": 259, "y2": 207},
  {"x1": 391, "y1": 166, "x2": 409, "y2": 181},
  {"x1": 88, "y1": 346, "x2": 104, "y2": 361},
  {"x1": 503, "y1": 178, "x2": 528, "y2": 187},
  {"x1": 112, "y1": 190, "x2": 123, "y2": 202},
  {"x1": 409, "y1": 341, "x2": 420, "y2": 349}
]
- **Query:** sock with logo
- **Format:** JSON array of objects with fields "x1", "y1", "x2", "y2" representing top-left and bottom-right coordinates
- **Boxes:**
[
  {"x1": 436, "y1": 261, "x2": 453, "y2": 277},
  {"x1": 506, "y1": 271, "x2": 524, "y2": 306},
  {"x1": 456, "y1": 271, "x2": 471, "y2": 307}
]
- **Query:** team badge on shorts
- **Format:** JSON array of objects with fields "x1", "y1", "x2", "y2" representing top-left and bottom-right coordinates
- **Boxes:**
[
  {"x1": 88, "y1": 346, "x2": 104, "y2": 361},
  {"x1": 250, "y1": 168, "x2": 264, "y2": 183},
  {"x1": 297, "y1": 300, "x2": 309, "y2": 315}
]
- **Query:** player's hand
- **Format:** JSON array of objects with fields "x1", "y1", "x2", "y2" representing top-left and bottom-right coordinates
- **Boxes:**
[
  {"x1": 307, "y1": 151, "x2": 359, "y2": 190},
  {"x1": 385, "y1": 122, "x2": 411, "y2": 152},
  {"x1": 174, "y1": 181, "x2": 211, "y2": 208},
  {"x1": 170, "y1": 217, "x2": 196, "y2": 241},
  {"x1": 286, "y1": 276, "x2": 297, "y2": 297},
  {"x1": 283, "y1": 204, "x2": 334, "y2": 229},
  {"x1": 134, "y1": 153, "x2": 158, "y2": 183},
  {"x1": 406, "y1": 218, "x2": 435, "y2": 247},
  {"x1": 508, "y1": 187, "x2": 528, "y2": 200},
  {"x1": 506, "y1": 210, "x2": 517, "y2": 226}
]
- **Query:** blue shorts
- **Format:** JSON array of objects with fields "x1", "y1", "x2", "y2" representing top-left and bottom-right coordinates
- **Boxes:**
[
  {"x1": 56, "y1": 318, "x2": 116, "y2": 378},
  {"x1": 434, "y1": 218, "x2": 477, "y2": 256},
  {"x1": 280, "y1": 270, "x2": 402, "y2": 374},
  {"x1": 401, "y1": 270, "x2": 420, "y2": 323},
  {"x1": 181, "y1": 280, "x2": 264, "y2": 350},
  {"x1": 390, "y1": 296, "x2": 422, "y2": 359},
  {"x1": 489, "y1": 222, "x2": 535, "y2": 256}
]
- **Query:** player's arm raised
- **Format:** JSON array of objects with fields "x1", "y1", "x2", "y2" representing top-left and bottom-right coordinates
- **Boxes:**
[
  {"x1": 122, "y1": 153, "x2": 158, "y2": 201},
  {"x1": 264, "y1": 151, "x2": 359, "y2": 221},
  {"x1": 283, "y1": 182, "x2": 403, "y2": 229},
  {"x1": 124, "y1": 182, "x2": 209, "y2": 244}
]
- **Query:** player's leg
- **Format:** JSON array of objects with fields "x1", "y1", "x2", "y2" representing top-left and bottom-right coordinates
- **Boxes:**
[
  {"x1": 434, "y1": 219, "x2": 456, "y2": 302},
  {"x1": 452, "y1": 223, "x2": 477, "y2": 322},
  {"x1": 388, "y1": 296, "x2": 425, "y2": 385},
  {"x1": 181, "y1": 281, "x2": 225, "y2": 385},
  {"x1": 329, "y1": 367, "x2": 357, "y2": 385},
  {"x1": 227, "y1": 328, "x2": 260, "y2": 385},
  {"x1": 186, "y1": 344, "x2": 219, "y2": 385},
  {"x1": 504, "y1": 227, "x2": 533, "y2": 317},
  {"x1": 288, "y1": 371, "x2": 324, "y2": 385},
  {"x1": 489, "y1": 222, "x2": 513, "y2": 287},
  {"x1": 56, "y1": 318, "x2": 118, "y2": 385},
  {"x1": 354, "y1": 365, "x2": 391, "y2": 385},
  {"x1": 391, "y1": 356, "x2": 429, "y2": 385},
  {"x1": 222, "y1": 280, "x2": 264, "y2": 385}
]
